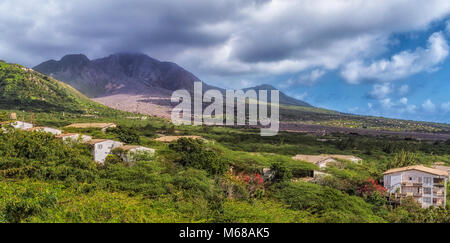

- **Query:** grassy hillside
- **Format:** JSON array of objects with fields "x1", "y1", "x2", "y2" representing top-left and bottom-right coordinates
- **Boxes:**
[
  {"x1": 0, "y1": 61, "x2": 111, "y2": 113},
  {"x1": 0, "y1": 111, "x2": 449, "y2": 223}
]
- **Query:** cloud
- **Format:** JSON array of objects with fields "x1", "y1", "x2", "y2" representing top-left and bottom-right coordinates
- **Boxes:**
[
  {"x1": 297, "y1": 69, "x2": 326, "y2": 85},
  {"x1": 341, "y1": 32, "x2": 449, "y2": 83},
  {"x1": 282, "y1": 69, "x2": 326, "y2": 88},
  {"x1": 398, "y1": 84, "x2": 410, "y2": 95},
  {"x1": 1, "y1": 0, "x2": 450, "y2": 83},
  {"x1": 368, "y1": 83, "x2": 393, "y2": 99},
  {"x1": 422, "y1": 99, "x2": 436, "y2": 112},
  {"x1": 399, "y1": 97, "x2": 408, "y2": 105},
  {"x1": 295, "y1": 92, "x2": 308, "y2": 100},
  {"x1": 441, "y1": 101, "x2": 450, "y2": 112},
  {"x1": 380, "y1": 98, "x2": 393, "y2": 109}
]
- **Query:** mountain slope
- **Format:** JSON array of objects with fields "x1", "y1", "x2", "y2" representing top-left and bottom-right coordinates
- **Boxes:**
[
  {"x1": 244, "y1": 84, "x2": 312, "y2": 107},
  {"x1": 34, "y1": 53, "x2": 221, "y2": 98},
  {"x1": 0, "y1": 60, "x2": 107, "y2": 113}
]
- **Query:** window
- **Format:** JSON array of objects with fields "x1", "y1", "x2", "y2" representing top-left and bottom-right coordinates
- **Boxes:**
[
  {"x1": 409, "y1": 177, "x2": 413, "y2": 181},
  {"x1": 423, "y1": 197, "x2": 432, "y2": 204},
  {"x1": 423, "y1": 187, "x2": 431, "y2": 195},
  {"x1": 423, "y1": 177, "x2": 432, "y2": 185},
  {"x1": 98, "y1": 144, "x2": 103, "y2": 149}
]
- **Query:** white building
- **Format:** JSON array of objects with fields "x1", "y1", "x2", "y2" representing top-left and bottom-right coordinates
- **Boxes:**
[
  {"x1": 87, "y1": 139, "x2": 124, "y2": 163},
  {"x1": 65, "y1": 123, "x2": 117, "y2": 132},
  {"x1": 383, "y1": 165, "x2": 448, "y2": 208},
  {"x1": 1, "y1": 121, "x2": 34, "y2": 130},
  {"x1": 118, "y1": 145, "x2": 155, "y2": 162},
  {"x1": 56, "y1": 133, "x2": 92, "y2": 143},
  {"x1": 28, "y1": 127, "x2": 62, "y2": 135}
]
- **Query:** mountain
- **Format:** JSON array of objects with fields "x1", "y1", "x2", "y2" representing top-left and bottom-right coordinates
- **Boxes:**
[
  {"x1": 33, "y1": 53, "x2": 312, "y2": 117},
  {"x1": 33, "y1": 53, "x2": 221, "y2": 98},
  {"x1": 244, "y1": 84, "x2": 312, "y2": 107},
  {"x1": 0, "y1": 60, "x2": 107, "y2": 113}
]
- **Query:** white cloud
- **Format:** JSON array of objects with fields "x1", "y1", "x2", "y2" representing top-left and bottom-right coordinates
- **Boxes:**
[
  {"x1": 368, "y1": 83, "x2": 393, "y2": 99},
  {"x1": 398, "y1": 84, "x2": 410, "y2": 95},
  {"x1": 441, "y1": 101, "x2": 450, "y2": 112},
  {"x1": 295, "y1": 92, "x2": 308, "y2": 100},
  {"x1": 341, "y1": 32, "x2": 449, "y2": 83},
  {"x1": 422, "y1": 99, "x2": 436, "y2": 112},
  {"x1": 297, "y1": 69, "x2": 326, "y2": 85},
  {"x1": 380, "y1": 98, "x2": 393, "y2": 109},
  {"x1": 399, "y1": 97, "x2": 408, "y2": 105}
]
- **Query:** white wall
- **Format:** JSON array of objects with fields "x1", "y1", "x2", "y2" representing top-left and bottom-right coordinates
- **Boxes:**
[{"x1": 93, "y1": 140, "x2": 123, "y2": 163}]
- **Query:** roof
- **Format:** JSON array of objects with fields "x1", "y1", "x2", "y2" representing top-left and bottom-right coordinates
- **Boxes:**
[
  {"x1": 119, "y1": 145, "x2": 153, "y2": 151},
  {"x1": 383, "y1": 165, "x2": 449, "y2": 176},
  {"x1": 28, "y1": 127, "x2": 60, "y2": 131},
  {"x1": 0, "y1": 121, "x2": 31, "y2": 125},
  {"x1": 55, "y1": 133, "x2": 79, "y2": 138},
  {"x1": 292, "y1": 154, "x2": 362, "y2": 164},
  {"x1": 432, "y1": 165, "x2": 450, "y2": 173},
  {"x1": 322, "y1": 154, "x2": 362, "y2": 161},
  {"x1": 65, "y1": 123, "x2": 116, "y2": 129},
  {"x1": 154, "y1": 135, "x2": 203, "y2": 142},
  {"x1": 292, "y1": 155, "x2": 334, "y2": 164},
  {"x1": 86, "y1": 139, "x2": 111, "y2": 144}
]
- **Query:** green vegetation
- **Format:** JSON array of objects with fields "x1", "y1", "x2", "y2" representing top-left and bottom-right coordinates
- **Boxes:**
[
  {"x1": 0, "y1": 63, "x2": 449, "y2": 223},
  {"x1": 0, "y1": 118, "x2": 448, "y2": 223},
  {"x1": 0, "y1": 62, "x2": 111, "y2": 113}
]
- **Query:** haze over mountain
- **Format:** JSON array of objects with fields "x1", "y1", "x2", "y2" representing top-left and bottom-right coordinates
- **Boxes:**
[{"x1": 33, "y1": 53, "x2": 312, "y2": 116}]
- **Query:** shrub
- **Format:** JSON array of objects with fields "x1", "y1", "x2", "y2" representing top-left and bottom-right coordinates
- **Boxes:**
[
  {"x1": 169, "y1": 138, "x2": 227, "y2": 176},
  {"x1": 270, "y1": 162, "x2": 293, "y2": 182},
  {"x1": 107, "y1": 125, "x2": 140, "y2": 144}
]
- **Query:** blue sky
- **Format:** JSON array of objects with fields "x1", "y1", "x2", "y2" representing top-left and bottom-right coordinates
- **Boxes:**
[
  {"x1": 1, "y1": 0, "x2": 450, "y2": 123},
  {"x1": 277, "y1": 21, "x2": 450, "y2": 124}
]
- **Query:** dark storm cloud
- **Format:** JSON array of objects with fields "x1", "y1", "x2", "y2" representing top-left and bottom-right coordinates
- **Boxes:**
[{"x1": 1, "y1": 0, "x2": 450, "y2": 85}]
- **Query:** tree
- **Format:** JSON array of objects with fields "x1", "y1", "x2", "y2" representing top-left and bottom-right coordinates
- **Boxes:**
[
  {"x1": 270, "y1": 162, "x2": 293, "y2": 182},
  {"x1": 106, "y1": 125, "x2": 140, "y2": 144},
  {"x1": 387, "y1": 149, "x2": 418, "y2": 169},
  {"x1": 169, "y1": 138, "x2": 227, "y2": 176}
]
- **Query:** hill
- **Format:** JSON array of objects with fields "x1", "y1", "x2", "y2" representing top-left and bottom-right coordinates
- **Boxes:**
[
  {"x1": 243, "y1": 84, "x2": 312, "y2": 107},
  {"x1": 0, "y1": 60, "x2": 110, "y2": 113},
  {"x1": 33, "y1": 53, "x2": 222, "y2": 98}
]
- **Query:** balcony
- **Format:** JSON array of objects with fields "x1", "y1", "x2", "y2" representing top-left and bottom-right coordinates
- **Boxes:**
[
  {"x1": 401, "y1": 192, "x2": 422, "y2": 197},
  {"x1": 401, "y1": 182, "x2": 422, "y2": 187}
]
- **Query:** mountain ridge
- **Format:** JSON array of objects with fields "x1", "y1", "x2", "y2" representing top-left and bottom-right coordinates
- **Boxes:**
[{"x1": 33, "y1": 53, "x2": 311, "y2": 107}]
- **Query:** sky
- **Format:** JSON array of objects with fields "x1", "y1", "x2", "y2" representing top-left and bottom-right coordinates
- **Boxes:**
[{"x1": 1, "y1": 0, "x2": 450, "y2": 123}]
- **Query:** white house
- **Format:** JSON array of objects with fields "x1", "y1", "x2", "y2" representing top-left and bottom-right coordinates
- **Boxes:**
[
  {"x1": 28, "y1": 127, "x2": 62, "y2": 135},
  {"x1": 65, "y1": 123, "x2": 117, "y2": 132},
  {"x1": 117, "y1": 145, "x2": 155, "y2": 162},
  {"x1": 383, "y1": 165, "x2": 448, "y2": 208},
  {"x1": 87, "y1": 139, "x2": 124, "y2": 163},
  {"x1": 1, "y1": 121, "x2": 34, "y2": 130},
  {"x1": 56, "y1": 133, "x2": 92, "y2": 143}
]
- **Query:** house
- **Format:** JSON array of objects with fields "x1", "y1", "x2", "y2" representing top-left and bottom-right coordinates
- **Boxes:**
[
  {"x1": 56, "y1": 133, "x2": 92, "y2": 143},
  {"x1": 117, "y1": 145, "x2": 155, "y2": 162},
  {"x1": 322, "y1": 154, "x2": 363, "y2": 164},
  {"x1": 292, "y1": 155, "x2": 338, "y2": 169},
  {"x1": 383, "y1": 165, "x2": 448, "y2": 208},
  {"x1": 292, "y1": 154, "x2": 363, "y2": 168},
  {"x1": 28, "y1": 127, "x2": 62, "y2": 135},
  {"x1": 65, "y1": 123, "x2": 117, "y2": 132},
  {"x1": 86, "y1": 139, "x2": 124, "y2": 163},
  {"x1": 0, "y1": 121, "x2": 33, "y2": 130}
]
